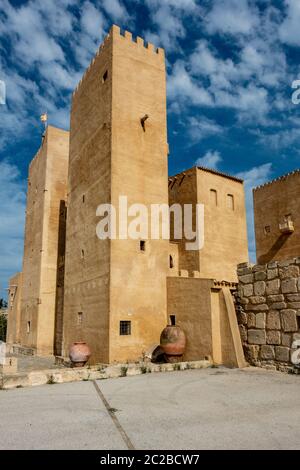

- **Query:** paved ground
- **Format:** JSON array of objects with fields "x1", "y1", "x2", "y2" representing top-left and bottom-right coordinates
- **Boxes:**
[{"x1": 0, "y1": 367, "x2": 300, "y2": 450}]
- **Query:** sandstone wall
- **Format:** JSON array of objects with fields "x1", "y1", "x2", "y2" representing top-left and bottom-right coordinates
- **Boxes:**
[
  {"x1": 168, "y1": 167, "x2": 249, "y2": 282},
  {"x1": 236, "y1": 259, "x2": 300, "y2": 372},
  {"x1": 254, "y1": 170, "x2": 300, "y2": 264},
  {"x1": 6, "y1": 272, "x2": 22, "y2": 347}
]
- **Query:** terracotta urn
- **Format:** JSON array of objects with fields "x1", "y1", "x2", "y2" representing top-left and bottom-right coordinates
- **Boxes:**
[
  {"x1": 69, "y1": 342, "x2": 91, "y2": 367},
  {"x1": 160, "y1": 325, "x2": 186, "y2": 363}
]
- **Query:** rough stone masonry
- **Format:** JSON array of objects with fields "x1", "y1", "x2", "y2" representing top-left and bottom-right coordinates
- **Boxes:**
[{"x1": 235, "y1": 258, "x2": 300, "y2": 373}]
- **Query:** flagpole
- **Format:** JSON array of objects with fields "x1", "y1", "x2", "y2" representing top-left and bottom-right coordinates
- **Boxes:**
[{"x1": 40, "y1": 112, "x2": 48, "y2": 139}]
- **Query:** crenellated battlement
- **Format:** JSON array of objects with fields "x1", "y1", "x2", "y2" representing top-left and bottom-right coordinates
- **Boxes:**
[
  {"x1": 253, "y1": 169, "x2": 300, "y2": 192},
  {"x1": 72, "y1": 24, "x2": 165, "y2": 100},
  {"x1": 111, "y1": 24, "x2": 165, "y2": 57}
]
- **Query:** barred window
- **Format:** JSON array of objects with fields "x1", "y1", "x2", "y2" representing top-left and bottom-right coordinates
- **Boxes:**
[{"x1": 120, "y1": 320, "x2": 131, "y2": 336}]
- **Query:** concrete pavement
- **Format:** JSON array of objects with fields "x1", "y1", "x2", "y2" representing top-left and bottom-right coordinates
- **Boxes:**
[{"x1": 0, "y1": 367, "x2": 300, "y2": 450}]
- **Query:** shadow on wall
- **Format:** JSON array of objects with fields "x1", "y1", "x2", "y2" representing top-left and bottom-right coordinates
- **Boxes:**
[{"x1": 258, "y1": 234, "x2": 291, "y2": 265}]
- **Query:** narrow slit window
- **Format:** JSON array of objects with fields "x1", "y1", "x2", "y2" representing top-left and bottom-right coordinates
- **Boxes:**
[
  {"x1": 227, "y1": 194, "x2": 234, "y2": 210},
  {"x1": 169, "y1": 255, "x2": 174, "y2": 268},
  {"x1": 27, "y1": 321, "x2": 31, "y2": 334},
  {"x1": 140, "y1": 240, "x2": 146, "y2": 252},
  {"x1": 210, "y1": 189, "x2": 217, "y2": 206},
  {"x1": 77, "y1": 312, "x2": 83, "y2": 326},
  {"x1": 102, "y1": 70, "x2": 108, "y2": 83},
  {"x1": 81, "y1": 249, "x2": 85, "y2": 259},
  {"x1": 82, "y1": 194, "x2": 85, "y2": 203},
  {"x1": 170, "y1": 314, "x2": 176, "y2": 326},
  {"x1": 120, "y1": 320, "x2": 131, "y2": 335}
]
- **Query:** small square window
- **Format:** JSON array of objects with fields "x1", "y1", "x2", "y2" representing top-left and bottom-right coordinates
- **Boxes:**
[
  {"x1": 140, "y1": 240, "x2": 146, "y2": 252},
  {"x1": 264, "y1": 225, "x2": 271, "y2": 234},
  {"x1": 120, "y1": 320, "x2": 131, "y2": 335},
  {"x1": 102, "y1": 70, "x2": 108, "y2": 83}
]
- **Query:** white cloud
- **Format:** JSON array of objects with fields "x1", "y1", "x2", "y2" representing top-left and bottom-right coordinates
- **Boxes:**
[
  {"x1": 102, "y1": 0, "x2": 129, "y2": 22},
  {"x1": 81, "y1": 1, "x2": 106, "y2": 39},
  {"x1": 0, "y1": 161, "x2": 26, "y2": 298},
  {"x1": 195, "y1": 150, "x2": 222, "y2": 169},
  {"x1": 144, "y1": 0, "x2": 200, "y2": 50},
  {"x1": 205, "y1": 0, "x2": 259, "y2": 36},
  {"x1": 188, "y1": 116, "x2": 224, "y2": 142},
  {"x1": 168, "y1": 61, "x2": 212, "y2": 107},
  {"x1": 279, "y1": 0, "x2": 300, "y2": 46}
]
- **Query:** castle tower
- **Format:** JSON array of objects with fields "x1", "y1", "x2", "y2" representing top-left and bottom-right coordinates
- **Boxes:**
[
  {"x1": 254, "y1": 170, "x2": 300, "y2": 264},
  {"x1": 168, "y1": 166, "x2": 249, "y2": 282},
  {"x1": 19, "y1": 126, "x2": 69, "y2": 355},
  {"x1": 63, "y1": 26, "x2": 169, "y2": 363}
]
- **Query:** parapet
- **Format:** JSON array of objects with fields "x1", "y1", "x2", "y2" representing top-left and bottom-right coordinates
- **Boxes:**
[
  {"x1": 168, "y1": 165, "x2": 244, "y2": 191},
  {"x1": 253, "y1": 169, "x2": 300, "y2": 192},
  {"x1": 111, "y1": 24, "x2": 165, "y2": 57},
  {"x1": 72, "y1": 24, "x2": 165, "y2": 100}
]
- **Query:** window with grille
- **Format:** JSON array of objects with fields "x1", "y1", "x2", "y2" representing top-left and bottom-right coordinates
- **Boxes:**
[{"x1": 120, "y1": 320, "x2": 131, "y2": 335}]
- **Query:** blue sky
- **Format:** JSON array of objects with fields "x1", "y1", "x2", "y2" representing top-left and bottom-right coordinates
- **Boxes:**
[{"x1": 0, "y1": 0, "x2": 300, "y2": 298}]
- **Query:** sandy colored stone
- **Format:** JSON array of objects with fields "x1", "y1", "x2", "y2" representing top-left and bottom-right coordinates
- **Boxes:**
[
  {"x1": 254, "y1": 271, "x2": 266, "y2": 281},
  {"x1": 256, "y1": 312, "x2": 266, "y2": 329},
  {"x1": 275, "y1": 346, "x2": 290, "y2": 362},
  {"x1": 247, "y1": 312, "x2": 256, "y2": 328},
  {"x1": 270, "y1": 302, "x2": 287, "y2": 310},
  {"x1": 286, "y1": 294, "x2": 300, "y2": 302},
  {"x1": 248, "y1": 329, "x2": 266, "y2": 345},
  {"x1": 281, "y1": 309, "x2": 298, "y2": 332},
  {"x1": 282, "y1": 333, "x2": 291, "y2": 347},
  {"x1": 266, "y1": 311, "x2": 281, "y2": 330},
  {"x1": 243, "y1": 284, "x2": 254, "y2": 297},
  {"x1": 267, "y1": 268, "x2": 278, "y2": 280},
  {"x1": 279, "y1": 265, "x2": 299, "y2": 279},
  {"x1": 249, "y1": 296, "x2": 266, "y2": 305},
  {"x1": 266, "y1": 279, "x2": 280, "y2": 295},
  {"x1": 239, "y1": 274, "x2": 253, "y2": 284},
  {"x1": 254, "y1": 281, "x2": 266, "y2": 296},
  {"x1": 267, "y1": 294, "x2": 284, "y2": 303},
  {"x1": 281, "y1": 278, "x2": 298, "y2": 294},
  {"x1": 266, "y1": 330, "x2": 281, "y2": 345},
  {"x1": 260, "y1": 345, "x2": 275, "y2": 360}
]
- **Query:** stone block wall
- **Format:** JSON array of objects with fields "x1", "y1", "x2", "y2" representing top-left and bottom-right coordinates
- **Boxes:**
[{"x1": 235, "y1": 259, "x2": 300, "y2": 373}]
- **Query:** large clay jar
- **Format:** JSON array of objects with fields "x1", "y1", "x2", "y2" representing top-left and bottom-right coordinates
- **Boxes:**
[
  {"x1": 160, "y1": 325, "x2": 186, "y2": 363},
  {"x1": 69, "y1": 342, "x2": 91, "y2": 367}
]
